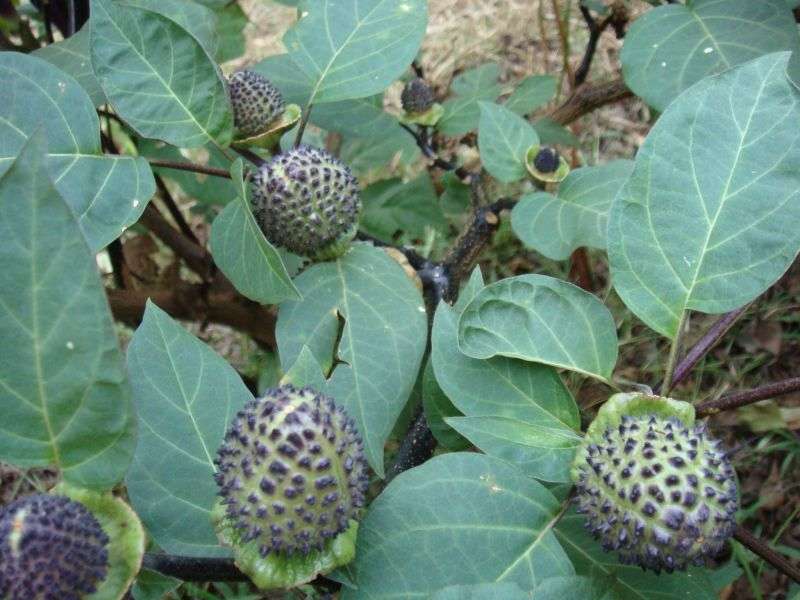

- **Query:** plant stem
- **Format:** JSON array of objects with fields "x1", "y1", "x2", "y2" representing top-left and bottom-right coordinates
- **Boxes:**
[
  {"x1": 294, "y1": 103, "x2": 314, "y2": 147},
  {"x1": 154, "y1": 175, "x2": 200, "y2": 244},
  {"x1": 733, "y1": 525, "x2": 800, "y2": 584},
  {"x1": 655, "y1": 306, "x2": 747, "y2": 393},
  {"x1": 695, "y1": 377, "x2": 800, "y2": 418},
  {"x1": 148, "y1": 159, "x2": 231, "y2": 179},
  {"x1": 568, "y1": 247, "x2": 593, "y2": 291},
  {"x1": 386, "y1": 410, "x2": 437, "y2": 482},
  {"x1": 574, "y1": 5, "x2": 613, "y2": 86},
  {"x1": 548, "y1": 77, "x2": 632, "y2": 125},
  {"x1": 661, "y1": 312, "x2": 687, "y2": 394},
  {"x1": 550, "y1": 0, "x2": 574, "y2": 86},
  {"x1": 139, "y1": 204, "x2": 213, "y2": 278},
  {"x1": 66, "y1": 0, "x2": 76, "y2": 36},
  {"x1": 142, "y1": 554, "x2": 249, "y2": 582}
]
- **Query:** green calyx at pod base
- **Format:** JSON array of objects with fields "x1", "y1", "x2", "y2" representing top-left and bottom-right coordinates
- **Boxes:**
[
  {"x1": 213, "y1": 384, "x2": 369, "y2": 589},
  {"x1": 0, "y1": 483, "x2": 144, "y2": 600},
  {"x1": 572, "y1": 393, "x2": 739, "y2": 574}
]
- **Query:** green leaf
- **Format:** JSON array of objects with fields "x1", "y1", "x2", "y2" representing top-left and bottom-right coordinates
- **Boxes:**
[
  {"x1": 91, "y1": 0, "x2": 233, "y2": 148},
  {"x1": 458, "y1": 274, "x2": 618, "y2": 381},
  {"x1": 0, "y1": 132, "x2": 135, "y2": 490},
  {"x1": 445, "y1": 416, "x2": 581, "y2": 483},
  {"x1": 505, "y1": 74, "x2": 557, "y2": 116},
  {"x1": 438, "y1": 63, "x2": 503, "y2": 136},
  {"x1": 214, "y1": 2, "x2": 247, "y2": 62},
  {"x1": 209, "y1": 159, "x2": 300, "y2": 304},
  {"x1": 609, "y1": 52, "x2": 800, "y2": 339},
  {"x1": 621, "y1": 0, "x2": 800, "y2": 111},
  {"x1": 535, "y1": 576, "x2": 612, "y2": 600},
  {"x1": 0, "y1": 52, "x2": 155, "y2": 251},
  {"x1": 126, "y1": 302, "x2": 251, "y2": 556},
  {"x1": 276, "y1": 243, "x2": 428, "y2": 476},
  {"x1": 125, "y1": 0, "x2": 220, "y2": 59},
  {"x1": 478, "y1": 102, "x2": 539, "y2": 183},
  {"x1": 421, "y1": 360, "x2": 470, "y2": 451},
  {"x1": 555, "y1": 511, "x2": 719, "y2": 600},
  {"x1": 33, "y1": 23, "x2": 107, "y2": 106},
  {"x1": 341, "y1": 453, "x2": 573, "y2": 599},
  {"x1": 282, "y1": 0, "x2": 428, "y2": 105},
  {"x1": 532, "y1": 117, "x2": 579, "y2": 148},
  {"x1": 512, "y1": 160, "x2": 634, "y2": 260},
  {"x1": 280, "y1": 345, "x2": 328, "y2": 391},
  {"x1": 359, "y1": 174, "x2": 448, "y2": 242},
  {"x1": 431, "y1": 270, "x2": 581, "y2": 481},
  {"x1": 431, "y1": 582, "x2": 531, "y2": 600},
  {"x1": 131, "y1": 569, "x2": 181, "y2": 600}
]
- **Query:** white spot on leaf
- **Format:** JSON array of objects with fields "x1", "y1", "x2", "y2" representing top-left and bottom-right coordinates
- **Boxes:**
[
  {"x1": 66, "y1": 341, "x2": 75, "y2": 350},
  {"x1": 703, "y1": 47, "x2": 713, "y2": 54}
]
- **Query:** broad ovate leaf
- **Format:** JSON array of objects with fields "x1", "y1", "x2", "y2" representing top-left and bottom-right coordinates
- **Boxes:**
[
  {"x1": 33, "y1": 24, "x2": 107, "y2": 106},
  {"x1": 609, "y1": 52, "x2": 800, "y2": 338},
  {"x1": 512, "y1": 160, "x2": 634, "y2": 260},
  {"x1": 126, "y1": 302, "x2": 251, "y2": 556},
  {"x1": 91, "y1": 0, "x2": 233, "y2": 148},
  {"x1": 432, "y1": 269, "x2": 581, "y2": 482},
  {"x1": 458, "y1": 274, "x2": 618, "y2": 382},
  {"x1": 342, "y1": 453, "x2": 572, "y2": 599},
  {"x1": 0, "y1": 52, "x2": 155, "y2": 251},
  {"x1": 282, "y1": 0, "x2": 428, "y2": 105},
  {"x1": 621, "y1": 0, "x2": 800, "y2": 111},
  {"x1": 555, "y1": 511, "x2": 719, "y2": 600},
  {"x1": 209, "y1": 159, "x2": 300, "y2": 304},
  {"x1": 0, "y1": 132, "x2": 135, "y2": 490},
  {"x1": 277, "y1": 243, "x2": 427, "y2": 476},
  {"x1": 478, "y1": 102, "x2": 539, "y2": 183},
  {"x1": 438, "y1": 63, "x2": 503, "y2": 135},
  {"x1": 505, "y1": 74, "x2": 557, "y2": 116}
]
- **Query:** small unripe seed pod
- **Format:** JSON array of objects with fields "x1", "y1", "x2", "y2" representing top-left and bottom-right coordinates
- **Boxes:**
[
  {"x1": 533, "y1": 147, "x2": 560, "y2": 174},
  {"x1": 228, "y1": 70, "x2": 286, "y2": 138},
  {"x1": 401, "y1": 78, "x2": 435, "y2": 114}
]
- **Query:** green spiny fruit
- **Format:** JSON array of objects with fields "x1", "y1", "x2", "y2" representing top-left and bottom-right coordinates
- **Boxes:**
[
  {"x1": 573, "y1": 414, "x2": 738, "y2": 573},
  {"x1": 0, "y1": 494, "x2": 109, "y2": 600},
  {"x1": 228, "y1": 70, "x2": 285, "y2": 138},
  {"x1": 533, "y1": 147, "x2": 560, "y2": 173},
  {"x1": 251, "y1": 145, "x2": 361, "y2": 260},
  {"x1": 401, "y1": 78, "x2": 435, "y2": 114},
  {"x1": 214, "y1": 384, "x2": 369, "y2": 557}
]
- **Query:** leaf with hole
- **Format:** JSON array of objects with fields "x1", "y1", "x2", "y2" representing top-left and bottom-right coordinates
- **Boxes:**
[
  {"x1": 126, "y1": 302, "x2": 251, "y2": 556},
  {"x1": 458, "y1": 274, "x2": 619, "y2": 381},
  {"x1": 512, "y1": 160, "x2": 634, "y2": 260},
  {"x1": 0, "y1": 131, "x2": 135, "y2": 490},
  {"x1": 621, "y1": 0, "x2": 800, "y2": 111},
  {"x1": 0, "y1": 52, "x2": 155, "y2": 251},
  {"x1": 209, "y1": 159, "x2": 300, "y2": 304},
  {"x1": 276, "y1": 243, "x2": 427, "y2": 476},
  {"x1": 609, "y1": 52, "x2": 800, "y2": 339}
]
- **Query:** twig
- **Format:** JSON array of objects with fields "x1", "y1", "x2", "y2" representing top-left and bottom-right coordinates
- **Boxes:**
[
  {"x1": 66, "y1": 0, "x2": 76, "y2": 37},
  {"x1": 294, "y1": 104, "x2": 313, "y2": 147},
  {"x1": 568, "y1": 247, "x2": 594, "y2": 291},
  {"x1": 107, "y1": 284, "x2": 277, "y2": 349},
  {"x1": 399, "y1": 123, "x2": 458, "y2": 172},
  {"x1": 154, "y1": 175, "x2": 199, "y2": 244},
  {"x1": 733, "y1": 525, "x2": 800, "y2": 584},
  {"x1": 548, "y1": 77, "x2": 632, "y2": 126},
  {"x1": 550, "y1": 0, "x2": 574, "y2": 85},
  {"x1": 695, "y1": 378, "x2": 800, "y2": 418},
  {"x1": 411, "y1": 60, "x2": 424, "y2": 78},
  {"x1": 139, "y1": 204, "x2": 212, "y2": 278},
  {"x1": 148, "y1": 159, "x2": 231, "y2": 179},
  {"x1": 42, "y1": 0, "x2": 54, "y2": 43},
  {"x1": 106, "y1": 239, "x2": 126, "y2": 289},
  {"x1": 232, "y1": 145, "x2": 266, "y2": 168},
  {"x1": 655, "y1": 307, "x2": 747, "y2": 394},
  {"x1": 574, "y1": 5, "x2": 614, "y2": 86}
]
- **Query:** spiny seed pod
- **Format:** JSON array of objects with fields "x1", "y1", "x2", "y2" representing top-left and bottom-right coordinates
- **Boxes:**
[
  {"x1": 214, "y1": 384, "x2": 369, "y2": 558},
  {"x1": 533, "y1": 147, "x2": 560, "y2": 173},
  {"x1": 251, "y1": 145, "x2": 361, "y2": 260},
  {"x1": 0, "y1": 494, "x2": 109, "y2": 600},
  {"x1": 401, "y1": 78, "x2": 435, "y2": 114},
  {"x1": 573, "y1": 414, "x2": 738, "y2": 573},
  {"x1": 228, "y1": 70, "x2": 285, "y2": 138}
]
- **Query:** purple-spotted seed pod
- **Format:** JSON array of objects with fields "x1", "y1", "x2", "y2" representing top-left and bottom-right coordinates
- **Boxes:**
[
  {"x1": 0, "y1": 494, "x2": 109, "y2": 600},
  {"x1": 228, "y1": 70, "x2": 285, "y2": 138},
  {"x1": 572, "y1": 414, "x2": 738, "y2": 573},
  {"x1": 250, "y1": 145, "x2": 361, "y2": 260},
  {"x1": 214, "y1": 384, "x2": 369, "y2": 557}
]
